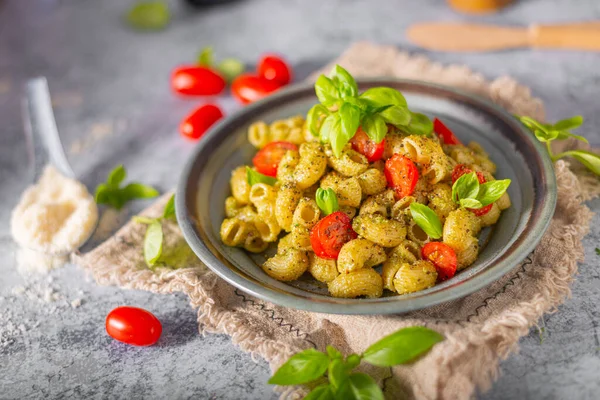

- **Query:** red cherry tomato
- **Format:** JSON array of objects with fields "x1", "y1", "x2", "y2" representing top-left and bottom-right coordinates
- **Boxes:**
[
  {"x1": 421, "y1": 242, "x2": 458, "y2": 281},
  {"x1": 451, "y1": 164, "x2": 492, "y2": 216},
  {"x1": 106, "y1": 306, "x2": 162, "y2": 346},
  {"x1": 252, "y1": 141, "x2": 298, "y2": 177},
  {"x1": 433, "y1": 118, "x2": 462, "y2": 145},
  {"x1": 179, "y1": 104, "x2": 224, "y2": 141},
  {"x1": 384, "y1": 154, "x2": 419, "y2": 199},
  {"x1": 231, "y1": 74, "x2": 282, "y2": 104},
  {"x1": 309, "y1": 211, "x2": 358, "y2": 260},
  {"x1": 257, "y1": 55, "x2": 293, "y2": 86},
  {"x1": 350, "y1": 127, "x2": 385, "y2": 162},
  {"x1": 171, "y1": 66, "x2": 226, "y2": 96}
]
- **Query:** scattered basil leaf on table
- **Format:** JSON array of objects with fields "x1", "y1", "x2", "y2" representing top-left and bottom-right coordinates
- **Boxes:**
[
  {"x1": 132, "y1": 216, "x2": 156, "y2": 225},
  {"x1": 197, "y1": 46, "x2": 214, "y2": 67},
  {"x1": 107, "y1": 164, "x2": 126, "y2": 186},
  {"x1": 95, "y1": 165, "x2": 159, "y2": 210},
  {"x1": 246, "y1": 166, "x2": 277, "y2": 186},
  {"x1": 336, "y1": 373, "x2": 383, "y2": 400},
  {"x1": 315, "y1": 188, "x2": 339, "y2": 216},
  {"x1": 409, "y1": 203, "x2": 442, "y2": 239},
  {"x1": 326, "y1": 345, "x2": 342, "y2": 360},
  {"x1": 304, "y1": 384, "x2": 335, "y2": 400},
  {"x1": 595, "y1": 248, "x2": 600, "y2": 256},
  {"x1": 267, "y1": 348, "x2": 329, "y2": 385},
  {"x1": 125, "y1": 1, "x2": 170, "y2": 31},
  {"x1": 362, "y1": 326, "x2": 444, "y2": 366},
  {"x1": 144, "y1": 220, "x2": 163, "y2": 266},
  {"x1": 559, "y1": 150, "x2": 600, "y2": 176},
  {"x1": 217, "y1": 58, "x2": 245, "y2": 82},
  {"x1": 162, "y1": 194, "x2": 176, "y2": 219}
]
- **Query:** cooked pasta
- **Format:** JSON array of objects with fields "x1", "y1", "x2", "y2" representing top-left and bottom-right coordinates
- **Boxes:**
[
  {"x1": 337, "y1": 238, "x2": 387, "y2": 274},
  {"x1": 328, "y1": 268, "x2": 383, "y2": 298},
  {"x1": 262, "y1": 248, "x2": 309, "y2": 281},
  {"x1": 308, "y1": 253, "x2": 339, "y2": 283}
]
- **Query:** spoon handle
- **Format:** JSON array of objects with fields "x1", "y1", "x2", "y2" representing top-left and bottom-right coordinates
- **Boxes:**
[
  {"x1": 529, "y1": 24, "x2": 600, "y2": 51},
  {"x1": 22, "y1": 77, "x2": 75, "y2": 180}
]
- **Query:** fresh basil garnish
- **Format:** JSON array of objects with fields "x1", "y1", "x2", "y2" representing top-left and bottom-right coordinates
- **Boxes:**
[
  {"x1": 315, "y1": 188, "x2": 339, "y2": 216},
  {"x1": 246, "y1": 166, "x2": 277, "y2": 186},
  {"x1": 268, "y1": 348, "x2": 329, "y2": 385},
  {"x1": 451, "y1": 172, "x2": 511, "y2": 209},
  {"x1": 409, "y1": 203, "x2": 443, "y2": 239},
  {"x1": 125, "y1": 1, "x2": 170, "y2": 31},
  {"x1": 95, "y1": 164, "x2": 159, "y2": 210}
]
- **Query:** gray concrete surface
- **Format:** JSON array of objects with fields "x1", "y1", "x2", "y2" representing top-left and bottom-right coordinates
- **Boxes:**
[{"x1": 1, "y1": 0, "x2": 599, "y2": 399}]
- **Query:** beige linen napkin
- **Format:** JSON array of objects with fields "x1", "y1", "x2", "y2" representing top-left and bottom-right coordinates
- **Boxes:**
[{"x1": 75, "y1": 42, "x2": 600, "y2": 400}]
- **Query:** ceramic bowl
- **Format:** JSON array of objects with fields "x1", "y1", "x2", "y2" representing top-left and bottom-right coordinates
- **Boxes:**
[{"x1": 176, "y1": 78, "x2": 556, "y2": 315}]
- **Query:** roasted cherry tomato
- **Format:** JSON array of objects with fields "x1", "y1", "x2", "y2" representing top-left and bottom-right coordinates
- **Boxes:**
[
  {"x1": 421, "y1": 242, "x2": 458, "y2": 281},
  {"x1": 231, "y1": 73, "x2": 281, "y2": 104},
  {"x1": 451, "y1": 164, "x2": 492, "y2": 215},
  {"x1": 252, "y1": 141, "x2": 298, "y2": 177},
  {"x1": 310, "y1": 211, "x2": 358, "y2": 260},
  {"x1": 433, "y1": 118, "x2": 462, "y2": 145},
  {"x1": 384, "y1": 154, "x2": 419, "y2": 199},
  {"x1": 106, "y1": 306, "x2": 162, "y2": 346},
  {"x1": 350, "y1": 127, "x2": 385, "y2": 162},
  {"x1": 171, "y1": 66, "x2": 226, "y2": 96},
  {"x1": 257, "y1": 55, "x2": 293, "y2": 86},
  {"x1": 179, "y1": 104, "x2": 224, "y2": 141}
]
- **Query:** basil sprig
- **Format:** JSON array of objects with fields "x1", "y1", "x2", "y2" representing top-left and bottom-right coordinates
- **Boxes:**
[
  {"x1": 125, "y1": 1, "x2": 170, "y2": 31},
  {"x1": 133, "y1": 194, "x2": 176, "y2": 267},
  {"x1": 451, "y1": 172, "x2": 511, "y2": 209},
  {"x1": 95, "y1": 165, "x2": 159, "y2": 210},
  {"x1": 308, "y1": 65, "x2": 433, "y2": 157},
  {"x1": 409, "y1": 203, "x2": 442, "y2": 239},
  {"x1": 269, "y1": 326, "x2": 443, "y2": 399},
  {"x1": 315, "y1": 188, "x2": 339, "y2": 216},
  {"x1": 516, "y1": 115, "x2": 600, "y2": 176},
  {"x1": 196, "y1": 45, "x2": 245, "y2": 82},
  {"x1": 246, "y1": 166, "x2": 277, "y2": 186}
]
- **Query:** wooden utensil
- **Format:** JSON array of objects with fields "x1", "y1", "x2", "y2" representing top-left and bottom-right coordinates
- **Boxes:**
[{"x1": 407, "y1": 21, "x2": 600, "y2": 52}]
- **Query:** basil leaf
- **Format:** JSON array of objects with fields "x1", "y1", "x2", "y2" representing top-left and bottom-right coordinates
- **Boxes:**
[
  {"x1": 307, "y1": 104, "x2": 330, "y2": 137},
  {"x1": 534, "y1": 128, "x2": 558, "y2": 143},
  {"x1": 217, "y1": 58, "x2": 245, "y2": 82},
  {"x1": 246, "y1": 166, "x2": 277, "y2": 186},
  {"x1": 555, "y1": 131, "x2": 589, "y2": 143},
  {"x1": 380, "y1": 105, "x2": 411, "y2": 127},
  {"x1": 517, "y1": 116, "x2": 548, "y2": 132},
  {"x1": 562, "y1": 150, "x2": 600, "y2": 176},
  {"x1": 197, "y1": 46, "x2": 214, "y2": 67},
  {"x1": 476, "y1": 179, "x2": 511, "y2": 206},
  {"x1": 344, "y1": 354, "x2": 361, "y2": 370},
  {"x1": 361, "y1": 114, "x2": 387, "y2": 144},
  {"x1": 125, "y1": 1, "x2": 170, "y2": 31},
  {"x1": 304, "y1": 384, "x2": 335, "y2": 400},
  {"x1": 315, "y1": 75, "x2": 339, "y2": 106},
  {"x1": 360, "y1": 87, "x2": 407, "y2": 107},
  {"x1": 459, "y1": 198, "x2": 483, "y2": 209},
  {"x1": 552, "y1": 115, "x2": 583, "y2": 131},
  {"x1": 94, "y1": 183, "x2": 112, "y2": 204},
  {"x1": 268, "y1": 348, "x2": 329, "y2": 385},
  {"x1": 144, "y1": 220, "x2": 163, "y2": 266},
  {"x1": 404, "y1": 112, "x2": 433, "y2": 136},
  {"x1": 362, "y1": 326, "x2": 443, "y2": 367},
  {"x1": 344, "y1": 96, "x2": 369, "y2": 111},
  {"x1": 326, "y1": 345, "x2": 342, "y2": 360},
  {"x1": 335, "y1": 373, "x2": 383, "y2": 400},
  {"x1": 107, "y1": 164, "x2": 126, "y2": 186},
  {"x1": 328, "y1": 358, "x2": 348, "y2": 390},
  {"x1": 339, "y1": 102, "x2": 361, "y2": 143},
  {"x1": 316, "y1": 188, "x2": 339, "y2": 216},
  {"x1": 327, "y1": 114, "x2": 348, "y2": 158},
  {"x1": 163, "y1": 194, "x2": 176, "y2": 219},
  {"x1": 133, "y1": 216, "x2": 157, "y2": 224},
  {"x1": 122, "y1": 183, "x2": 160, "y2": 201},
  {"x1": 330, "y1": 65, "x2": 358, "y2": 99},
  {"x1": 319, "y1": 113, "x2": 339, "y2": 144},
  {"x1": 409, "y1": 203, "x2": 442, "y2": 239},
  {"x1": 452, "y1": 172, "x2": 479, "y2": 204}
]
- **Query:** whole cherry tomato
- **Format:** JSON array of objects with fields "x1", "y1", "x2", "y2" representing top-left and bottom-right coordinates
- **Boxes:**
[
  {"x1": 171, "y1": 66, "x2": 226, "y2": 96},
  {"x1": 106, "y1": 306, "x2": 162, "y2": 346},
  {"x1": 231, "y1": 73, "x2": 281, "y2": 104},
  {"x1": 350, "y1": 127, "x2": 385, "y2": 162},
  {"x1": 310, "y1": 211, "x2": 357, "y2": 260},
  {"x1": 421, "y1": 242, "x2": 458, "y2": 281},
  {"x1": 180, "y1": 104, "x2": 224, "y2": 141},
  {"x1": 433, "y1": 118, "x2": 462, "y2": 145},
  {"x1": 257, "y1": 55, "x2": 293, "y2": 86},
  {"x1": 252, "y1": 141, "x2": 298, "y2": 177},
  {"x1": 384, "y1": 154, "x2": 419, "y2": 199},
  {"x1": 451, "y1": 164, "x2": 492, "y2": 216}
]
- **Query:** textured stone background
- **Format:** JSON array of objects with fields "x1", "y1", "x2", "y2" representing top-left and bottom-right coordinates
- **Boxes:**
[{"x1": 1, "y1": 0, "x2": 599, "y2": 399}]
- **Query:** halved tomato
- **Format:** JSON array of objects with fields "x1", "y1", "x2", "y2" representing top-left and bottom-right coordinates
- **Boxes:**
[
  {"x1": 433, "y1": 118, "x2": 462, "y2": 145},
  {"x1": 421, "y1": 242, "x2": 458, "y2": 281},
  {"x1": 384, "y1": 154, "x2": 419, "y2": 199},
  {"x1": 252, "y1": 141, "x2": 298, "y2": 177},
  {"x1": 350, "y1": 127, "x2": 385, "y2": 162},
  {"x1": 309, "y1": 211, "x2": 357, "y2": 260}
]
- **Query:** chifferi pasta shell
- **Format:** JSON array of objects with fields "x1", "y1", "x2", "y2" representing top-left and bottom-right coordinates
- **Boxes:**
[
  {"x1": 337, "y1": 238, "x2": 387, "y2": 274},
  {"x1": 308, "y1": 253, "x2": 339, "y2": 283},
  {"x1": 352, "y1": 214, "x2": 407, "y2": 247},
  {"x1": 328, "y1": 268, "x2": 383, "y2": 299},
  {"x1": 262, "y1": 249, "x2": 309, "y2": 281}
]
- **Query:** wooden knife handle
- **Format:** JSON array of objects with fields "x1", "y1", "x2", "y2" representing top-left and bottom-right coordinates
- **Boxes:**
[{"x1": 529, "y1": 23, "x2": 600, "y2": 51}]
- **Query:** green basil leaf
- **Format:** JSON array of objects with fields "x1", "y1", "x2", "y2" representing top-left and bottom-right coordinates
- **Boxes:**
[
  {"x1": 326, "y1": 345, "x2": 342, "y2": 360},
  {"x1": 319, "y1": 113, "x2": 339, "y2": 144},
  {"x1": 451, "y1": 172, "x2": 480, "y2": 204},
  {"x1": 144, "y1": 220, "x2": 163, "y2": 266},
  {"x1": 304, "y1": 384, "x2": 335, "y2": 400},
  {"x1": 555, "y1": 131, "x2": 589, "y2": 143},
  {"x1": 361, "y1": 114, "x2": 387, "y2": 144},
  {"x1": 380, "y1": 105, "x2": 411, "y2": 126},
  {"x1": 315, "y1": 75, "x2": 339, "y2": 106},
  {"x1": 368, "y1": 105, "x2": 392, "y2": 114},
  {"x1": 307, "y1": 104, "x2": 330, "y2": 137},
  {"x1": 197, "y1": 46, "x2": 214, "y2": 67},
  {"x1": 409, "y1": 203, "x2": 442, "y2": 239},
  {"x1": 476, "y1": 179, "x2": 511, "y2": 206},
  {"x1": 562, "y1": 150, "x2": 600, "y2": 176},
  {"x1": 330, "y1": 65, "x2": 358, "y2": 99},
  {"x1": 328, "y1": 358, "x2": 348, "y2": 390},
  {"x1": 404, "y1": 112, "x2": 433, "y2": 136},
  {"x1": 246, "y1": 166, "x2": 277, "y2": 186},
  {"x1": 360, "y1": 87, "x2": 407, "y2": 107},
  {"x1": 133, "y1": 216, "x2": 157, "y2": 224},
  {"x1": 552, "y1": 115, "x2": 583, "y2": 131},
  {"x1": 268, "y1": 348, "x2": 329, "y2": 385},
  {"x1": 316, "y1": 188, "x2": 339, "y2": 216},
  {"x1": 335, "y1": 373, "x2": 383, "y2": 400},
  {"x1": 94, "y1": 183, "x2": 112, "y2": 204},
  {"x1": 339, "y1": 102, "x2": 361, "y2": 143},
  {"x1": 163, "y1": 194, "x2": 176, "y2": 219},
  {"x1": 122, "y1": 183, "x2": 160, "y2": 201},
  {"x1": 459, "y1": 198, "x2": 483, "y2": 209},
  {"x1": 217, "y1": 58, "x2": 245, "y2": 82},
  {"x1": 327, "y1": 114, "x2": 348, "y2": 158},
  {"x1": 517, "y1": 116, "x2": 548, "y2": 133},
  {"x1": 107, "y1": 164, "x2": 126, "y2": 186},
  {"x1": 125, "y1": 1, "x2": 170, "y2": 31},
  {"x1": 344, "y1": 354, "x2": 361, "y2": 370},
  {"x1": 534, "y1": 129, "x2": 558, "y2": 143},
  {"x1": 362, "y1": 326, "x2": 443, "y2": 367},
  {"x1": 344, "y1": 96, "x2": 369, "y2": 111}
]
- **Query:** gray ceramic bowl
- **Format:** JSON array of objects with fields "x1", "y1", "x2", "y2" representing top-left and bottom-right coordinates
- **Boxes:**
[{"x1": 176, "y1": 78, "x2": 556, "y2": 315}]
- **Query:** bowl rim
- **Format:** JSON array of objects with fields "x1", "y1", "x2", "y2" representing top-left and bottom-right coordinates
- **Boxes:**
[{"x1": 176, "y1": 78, "x2": 557, "y2": 315}]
